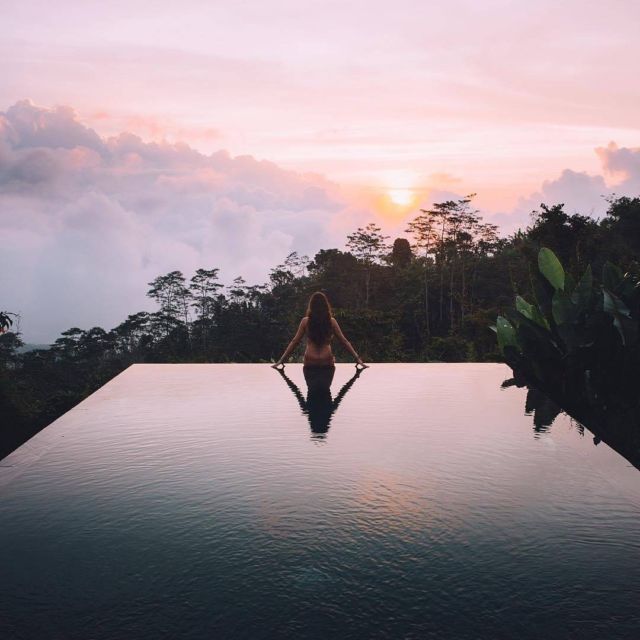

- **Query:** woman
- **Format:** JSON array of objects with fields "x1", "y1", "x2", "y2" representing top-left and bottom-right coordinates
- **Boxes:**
[{"x1": 271, "y1": 291, "x2": 368, "y2": 368}]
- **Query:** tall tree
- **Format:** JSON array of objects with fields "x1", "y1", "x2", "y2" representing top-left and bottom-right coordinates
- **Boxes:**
[
  {"x1": 228, "y1": 276, "x2": 248, "y2": 305},
  {"x1": 283, "y1": 251, "x2": 310, "y2": 278},
  {"x1": 390, "y1": 238, "x2": 413, "y2": 268},
  {"x1": 346, "y1": 222, "x2": 389, "y2": 307},
  {"x1": 419, "y1": 200, "x2": 455, "y2": 326},
  {"x1": 406, "y1": 211, "x2": 438, "y2": 334},
  {"x1": 147, "y1": 271, "x2": 192, "y2": 336},
  {"x1": 450, "y1": 195, "x2": 480, "y2": 327},
  {"x1": 113, "y1": 312, "x2": 154, "y2": 354},
  {"x1": 190, "y1": 268, "x2": 223, "y2": 352},
  {"x1": 190, "y1": 268, "x2": 223, "y2": 321}
]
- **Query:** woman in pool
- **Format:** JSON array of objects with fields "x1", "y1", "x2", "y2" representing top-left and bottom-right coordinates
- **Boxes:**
[{"x1": 271, "y1": 291, "x2": 368, "y2": 368}]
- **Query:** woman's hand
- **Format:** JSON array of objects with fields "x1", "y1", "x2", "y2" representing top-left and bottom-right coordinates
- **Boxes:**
[
  {"x1": 355, "y1": 358, "x2": 369, "y2": 369},
  {"x1": 271, "y1": 361, "x2": 285, "y2": 370}
]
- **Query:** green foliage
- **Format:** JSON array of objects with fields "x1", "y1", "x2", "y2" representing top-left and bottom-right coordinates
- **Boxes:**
[
  {"x1": 496, "y1": 247, "x2": 640, "y2": 423},
  {"x1": 495, "y1": 316, "x2": 517, "y2": 352},
  {"x1": 0, "y1": 311, "x2": 13, "y2": 333},
  {"x1": 426, "y1": 335, "x2": 476, "y2": 362},
  {"x1": 538, "y1": 247, "x2": 565, "y2": 291},
  {"x1": 515, "y1": 296, "x2": 548, "y2": 329},
  {"x1": 346, "y1": 223, "x2": 389, "y2": 264}
]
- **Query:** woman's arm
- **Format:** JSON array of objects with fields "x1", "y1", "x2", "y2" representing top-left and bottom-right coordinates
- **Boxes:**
[
  {"x1": 273, "y1": 318, "x2": 307, "y2": 367},
  {"x1": 331, "y1": 318, "x2": 367, "y2": 366},
  {"x1": 275, "y1": 367, "x2": 307, "y2": 411},
  {"x1": 332, "y1": 367, "x2": 363, "y2": 410}
]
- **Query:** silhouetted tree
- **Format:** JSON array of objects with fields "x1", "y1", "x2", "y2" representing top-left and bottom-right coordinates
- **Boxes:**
[
  {"x1": 390, "y1": 238, "x2": 413, "y2": 268},
  {"x1": 147, "y1": 270, "x2": 192, "y2": 343},
  {"x1": 346, "y1": 223, "x2": 389, "y2": 307}
]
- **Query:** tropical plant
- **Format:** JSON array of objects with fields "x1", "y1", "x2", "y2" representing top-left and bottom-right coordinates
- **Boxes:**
[
  {"x1": 1, "y1": 311, "x2": 14, "y2": 334},
  {"x1": 346, "y1": 223, "x2": 389, "y2": 307},
  {"x1": 495, "y1": 247, "x2": 640, "y2": 419}
]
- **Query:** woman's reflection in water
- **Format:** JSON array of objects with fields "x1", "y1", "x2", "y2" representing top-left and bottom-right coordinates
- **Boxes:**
[{"x1": 276, "y1": 365, "x2": 364, "y2": 440}]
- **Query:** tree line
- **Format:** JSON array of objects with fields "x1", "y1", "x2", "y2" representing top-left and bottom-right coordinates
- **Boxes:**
[{"x1": 2, "y1": 194, "x2": 640, "y2": 457}]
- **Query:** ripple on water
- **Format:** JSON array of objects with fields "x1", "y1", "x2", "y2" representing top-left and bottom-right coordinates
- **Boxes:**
[{"x1": 0, "y1": 364, "x2": 639, "y2": 640}]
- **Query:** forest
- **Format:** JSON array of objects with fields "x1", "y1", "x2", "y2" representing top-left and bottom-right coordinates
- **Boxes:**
[{"x1": 2, "y1": 194, "x2": 640, "y2": 457}]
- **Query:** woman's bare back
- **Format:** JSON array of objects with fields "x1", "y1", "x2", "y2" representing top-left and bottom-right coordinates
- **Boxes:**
[
  {"x1": 304, "y1": 318, "x2": 335, "y2": 366},
  {"x1": 273, "y1": 315, "x2": 366, "y2": 368}
]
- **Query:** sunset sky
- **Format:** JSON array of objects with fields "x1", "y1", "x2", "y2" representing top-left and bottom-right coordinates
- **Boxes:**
[{"x1": 2, "y1": 0, "x2": 640, "y2": 341}]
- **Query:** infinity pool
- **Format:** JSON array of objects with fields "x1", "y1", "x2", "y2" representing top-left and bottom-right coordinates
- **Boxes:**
[{"x1": 1, "y1": 364, "x2": 638, "y2": 639}]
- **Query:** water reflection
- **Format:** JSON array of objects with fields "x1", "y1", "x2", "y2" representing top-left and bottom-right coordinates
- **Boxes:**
[
  {"x1": 3, "y1": 364, "x2": 640, "y2": 639},
  {"x1": 275, "y1": 365, "x2": 364, "y2": 439},
  {"x1": 503, "y1": 375, "x2": 640, "y2": 471}
]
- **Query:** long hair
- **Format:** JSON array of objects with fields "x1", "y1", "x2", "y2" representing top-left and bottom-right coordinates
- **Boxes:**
[{"x1": 306, "y1": 292, "x2": 333, "y2": 345}]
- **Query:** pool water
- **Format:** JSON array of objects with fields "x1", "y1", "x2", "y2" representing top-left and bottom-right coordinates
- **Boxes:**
[{"x1": 1, "y1": 364, "x2": 638, "y2": 639}]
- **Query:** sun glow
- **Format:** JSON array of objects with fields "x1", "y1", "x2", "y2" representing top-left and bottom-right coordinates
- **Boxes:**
[{"x1": 388, "y1": 188, "x2": 415, "y2": 206}]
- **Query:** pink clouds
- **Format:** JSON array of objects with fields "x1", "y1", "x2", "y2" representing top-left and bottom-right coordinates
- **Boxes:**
[
  {"x1": 597, "y1": 142, "x2": 640, "y2": 190},
  {"x1": 3, "y1": 101, "x2": 105, "y2": 153},
  {"x1": 90, "y1": 111, "x2": 222, "y2": 146},
  {"x1": 1, "y1": 99, "x2": 639, "y2": 342},
  {"x1": 2, "y1": 1, "x2": 639, "y2": 205},
  {"x1": 0, "y1": 101, "x2": 355, "y2": 342},
  {"x1": 1, "y1": 1, "x2": 639, "y2": 344},
  {"x1": 502, "y1": 145, "x2": 640, "y2": 233}
]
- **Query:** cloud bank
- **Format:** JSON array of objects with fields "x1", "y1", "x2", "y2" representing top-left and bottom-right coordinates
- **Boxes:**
[
  {"x1": 0, "y1": 100, "x2": 358, "y2": 342},
  {"x1": 496, "y1": 142, "x2": 640, "y2": 233},
  {"x1": 1, "y1": 100, "x2": 639, "y2": 342}
]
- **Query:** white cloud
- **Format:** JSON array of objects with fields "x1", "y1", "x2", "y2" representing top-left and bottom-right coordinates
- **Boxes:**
[
  {"x1": 0, "y1": 101, "x2": 356, "y2": 342},
  {"x1": 503, "y1": 143, "x2": 640, "y2": 234},
  {"x1": 2, "y1": 100, "x2": 639, "y2": 342},
  {"x1": 597, "y1": 142, "x2": 640, "y2": 193},
  {"x1": 515, "y1": 169, "x2": 609, "y2": 220}
]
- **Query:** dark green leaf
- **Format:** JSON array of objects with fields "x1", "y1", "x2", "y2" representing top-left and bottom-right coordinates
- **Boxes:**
[
  {"x1": 602, "y1": 288, "x2": 637, "y2": 345},
  {"x1": 602, "y1": 262, "x2": 623, "y2": 291},
  {"x1": 538, "y1": 248, "x2": 565, "y2": 291},
  {"x1": 571, "y1": 265, "x2": 593, "y2": 311},
  {"x1": 496, "y1": 316, "x2": 518, "y2": 353},
  {"x1": 552, "y1": 290, "x2": 578, "y2": 325}
]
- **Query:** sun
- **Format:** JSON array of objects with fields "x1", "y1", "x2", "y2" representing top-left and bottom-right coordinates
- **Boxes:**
[{"x1": 388, "y1": 188, "x2": 414, "y2": 207}]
